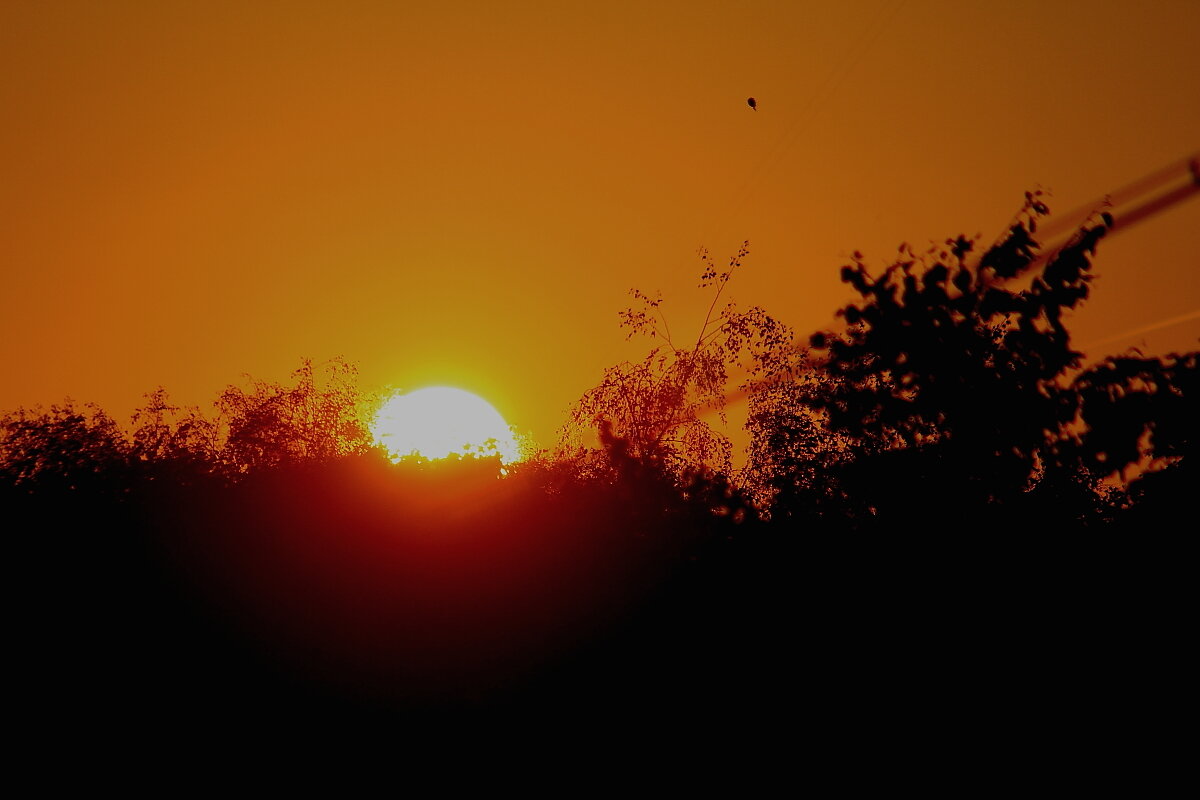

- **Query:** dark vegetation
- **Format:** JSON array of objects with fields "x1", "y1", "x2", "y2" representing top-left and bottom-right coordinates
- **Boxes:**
[{"x1": 5, "y1": 200, "x2": 1192, "y2": 742}]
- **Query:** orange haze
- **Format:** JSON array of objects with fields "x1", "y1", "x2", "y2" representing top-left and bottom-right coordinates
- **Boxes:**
[{"x1": 3, "y1": 0, "x2": 1198, "y2": 455}]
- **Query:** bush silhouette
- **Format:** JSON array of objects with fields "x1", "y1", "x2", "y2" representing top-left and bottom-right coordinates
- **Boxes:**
[
  {"x1": 744, "y1": 195, "x2": 1194, "y2": 532},
  {"x1": 3, "y1": 198, "x2": 1195, "y2": 734}
]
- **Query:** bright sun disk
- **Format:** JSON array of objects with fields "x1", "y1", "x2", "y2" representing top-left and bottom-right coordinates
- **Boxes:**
[{"x1": 371, "y1": 386, "x2": 523, "y2": 464}]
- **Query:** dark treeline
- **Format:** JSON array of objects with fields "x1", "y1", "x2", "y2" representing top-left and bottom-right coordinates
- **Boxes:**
[{"x1": 5, "y1": 200, "x2": 1192, "y2": 745}]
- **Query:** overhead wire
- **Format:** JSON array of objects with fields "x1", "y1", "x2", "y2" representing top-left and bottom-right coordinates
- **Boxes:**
[
  {"x1": 711, "y1": 152, "x2": 1200, "y2": 410},
  {"x1": 1034, "y1": 153, "x2": 1199, "y2": 241},
  {"x1": 1081, "y1": 308, "x2": 1200, "y2": 352}
]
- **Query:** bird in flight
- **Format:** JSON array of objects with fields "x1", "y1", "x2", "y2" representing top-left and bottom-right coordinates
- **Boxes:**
[{"x1": 747, "y1": 97, "x2": 757, "y2": 111}]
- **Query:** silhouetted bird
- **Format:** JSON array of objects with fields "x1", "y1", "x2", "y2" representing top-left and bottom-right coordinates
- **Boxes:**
[{"x1": 747, "y1": 97, "x2": 757, "y2": 111}]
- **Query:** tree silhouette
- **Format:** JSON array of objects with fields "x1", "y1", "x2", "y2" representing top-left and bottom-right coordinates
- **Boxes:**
[
  {"x1": 0, "y1": 400, "x2": 129, "y2": 494},
  {"x1": 212, "y1": 357, "x2": 375, "y2": 476},
  {"x1": 743, "y1": 375, "x2": 855, "y2": 521},
  {"x1": 1, "y1": 357, "x2": 377, "y2": 494},
  {"x1": 2, "y1": 215, "x2": 1193, "y2": 729},
  {"x1": 128, "y1": 387, "x2": 221, "y2": 485},
  {"x1": 561, "y1": 242, "x2": 791, "y2": 490},
  {"x1": 746, "y1": 190, "x2": 1198, "y2": 531},
  {"x1": 1062, "y1": 349, "x2": 1198, "y2": 529}
]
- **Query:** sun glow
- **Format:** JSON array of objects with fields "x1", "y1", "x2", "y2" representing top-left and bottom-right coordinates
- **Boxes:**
[{"x1": 371, "y1": 387, "x2": 524, "y2": 464}]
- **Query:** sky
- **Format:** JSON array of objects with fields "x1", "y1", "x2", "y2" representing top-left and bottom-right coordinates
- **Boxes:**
[{"x1": 2, "y1": 0, "x2": 1198, "y2": 456}]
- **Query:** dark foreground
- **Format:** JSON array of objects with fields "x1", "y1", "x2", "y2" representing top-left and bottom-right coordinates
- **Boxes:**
[{"x1": 8, "y1": 456, "x2": 1187, "y2": 760}]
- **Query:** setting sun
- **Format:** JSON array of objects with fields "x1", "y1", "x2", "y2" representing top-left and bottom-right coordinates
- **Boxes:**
[{"x1": 371, "y1": 387, "x2": 524, "y2": 464}]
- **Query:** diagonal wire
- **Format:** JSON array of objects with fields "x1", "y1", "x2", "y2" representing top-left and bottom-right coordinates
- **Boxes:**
[
  {"x1": 711, "y1": 152, "x2": 1200, "y2": 410},
  {"x1": 1081, "y1": 308, "x2": 1200, "y2": 352}
]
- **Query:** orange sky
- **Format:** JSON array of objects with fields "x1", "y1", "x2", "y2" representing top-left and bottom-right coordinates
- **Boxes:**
[{"x1": 2, "y1": 0, "x2": 1197, "y2": 454}]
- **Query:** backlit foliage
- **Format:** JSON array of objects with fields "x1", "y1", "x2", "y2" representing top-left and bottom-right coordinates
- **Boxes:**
[
  {"x1": 213, "y1": 358, "x2": 373, "y2": 474},
  {"x1": 561, "y1": 242, "x2": 791, "y2": 484},
  {"x1": 4, "y1": 195, "x2": 1195, "y2": 727},
  {"x1": 1, "y1": 357, "x2": 376, "y2": 489},
  {"x1": 1, "y1": 200, "x2": 1194, "y2": 531},
  {"x1": 0, "y1": 401, "x2": 127, "y2": 491},
  {"x1": 744, "y1": 192, "x2": 1193, "y2": 529}
]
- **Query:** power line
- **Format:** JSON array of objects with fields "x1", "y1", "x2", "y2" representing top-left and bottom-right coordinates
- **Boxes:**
[
  {"x1": 713, "y1": 151, "x2": 1200, "y2": 410},
  {"x1": 1082, "y1": 308, "x2": 1200, "y2": 352},
  {"x1": 1035, "y1": 153, "x2": 1199, "y2": 241}
]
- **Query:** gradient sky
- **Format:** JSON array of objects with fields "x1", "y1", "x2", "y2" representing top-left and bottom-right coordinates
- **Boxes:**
[{"x1": 3, "y1": 0, "x2": 1197, "y2": 453}]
